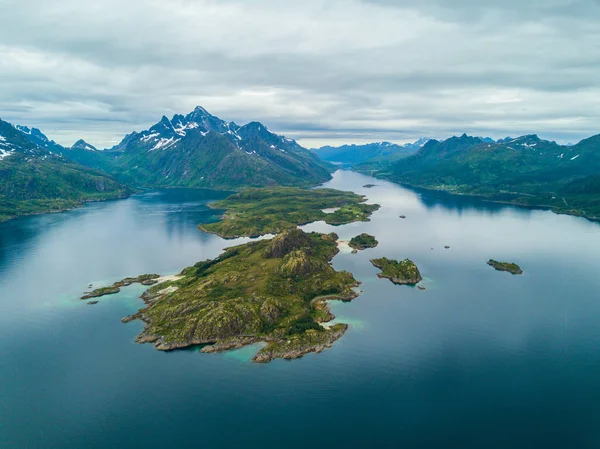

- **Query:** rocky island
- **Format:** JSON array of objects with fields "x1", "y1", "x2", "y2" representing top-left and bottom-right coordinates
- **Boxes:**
[
  {"x1": 115, "y1": 229, "x2": 360, "y2": 362},
  {"x1": 349, "y1": 233, "x2": 379, "y2": 251},
  {"x1": 199, "y1": 187, "x2": 380, "y2": 238},
  {"x1": 370, "y1": 257, "x2": 422, "y2": 285},
  {"x1": 81, "y1": 274, "x2": 160, "y2": 300},
  {"x1": 487, "y1": 260, "x2": 523, "y2": 275}
]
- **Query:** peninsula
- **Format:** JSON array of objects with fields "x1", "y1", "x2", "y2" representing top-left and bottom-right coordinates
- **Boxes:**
[{"x1": 199, "y1": 187, "x2": 380, "y2": 238}]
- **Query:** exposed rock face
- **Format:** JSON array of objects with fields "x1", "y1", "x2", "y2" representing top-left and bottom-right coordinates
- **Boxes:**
[
  {"x1": 81, "y1": 287, "x2": 120, "y2": 300},
  {"x1": 264, "y1": 228, "x2": 313, "y2": 258},
  {"x1": 117, "y1": 230, "x2": 361, "y2": 362},
  {"x1": 252, "y1": 324, "x2": 348, "y2": 363},
  {"x1": 81, "y1": 274, "x2": 160, "y2": 300}
]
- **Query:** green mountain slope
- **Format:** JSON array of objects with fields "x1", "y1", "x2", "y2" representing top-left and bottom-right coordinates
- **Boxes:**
[
  {"x1": 0, "y1": 119, "x2": 132, "y2": 221},
  {"x1": 371, "y1": 133, "x2": 600, "y2": 220},
  {"x1": 71, "y1": 107, "x2": 333, "y2": 190}
]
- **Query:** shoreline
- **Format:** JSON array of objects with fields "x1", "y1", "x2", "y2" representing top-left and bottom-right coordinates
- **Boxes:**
[
  {"x1": 356, "y1": 172, "x2": 600, "y2": 223},
  {"x1": 119, "y1": 235, "x2": 361, "y2": 363},
  {"x1": 125, "y1": 286, "x2": 359, "y2": 363},
  {"x1": 0, "y1": 192, "x2": 132, "y2": 224}
]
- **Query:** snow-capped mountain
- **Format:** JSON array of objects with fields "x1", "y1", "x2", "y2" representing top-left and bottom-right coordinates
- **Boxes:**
[
  {"x1": 71, "y1": 139, "x2": 98, "y2": 152},
  {"x1": 103, "y1": 106, "x2": 332, "y2": 189},
  {"x1": 313, "y1": 138, "x2": 430, "y2": 166},
  {"x1": 14, "y1": 125, "x2": 65, "y2": 154},
  {"x1": 0, "y1": 118, "x2": 130, "y2": 221}
]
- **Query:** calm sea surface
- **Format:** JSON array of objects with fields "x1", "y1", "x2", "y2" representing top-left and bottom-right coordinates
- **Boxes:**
[{"x1": 1, "y1": 171, "x2": 600, "y2": 448}]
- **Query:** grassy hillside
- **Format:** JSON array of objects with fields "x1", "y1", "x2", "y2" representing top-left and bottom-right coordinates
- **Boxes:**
[
  {"x1": 0, "y1": 119, "x2": 132, "y2": 221},
  {"x1": 369, "y1": 134, "x2": 600, "y2": 220},
  {"x1": 119, "y1": 229, "x2": 360, "y2": 362},
  {"x1": 199, "y1": 187, "x2": 380, "y2": 238}
]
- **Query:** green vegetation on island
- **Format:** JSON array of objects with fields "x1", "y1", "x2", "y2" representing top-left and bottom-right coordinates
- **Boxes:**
[
  {"x1": 487, "y1": 260, "x2": 523, "y2": 275},
  {"x1": 349, "y1": 233, "x2": 379, "y2": 250},
  {"x1": 81, "y1": 274, "x2": 160, "y2": 300},
  {"x1": 370, "y1": 257, "x2": 422, "y2": 285},
  {"x1": 118, "y1": 229, "x2": 360, "y2": 362},
  {"x1": 199, "y1": 187, "x2": 380, "y2": 238}
]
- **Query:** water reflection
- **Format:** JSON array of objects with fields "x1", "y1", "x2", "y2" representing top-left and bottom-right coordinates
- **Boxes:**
[{"x1": 2, "y1": 171, "x2": 600, "y2": 448}]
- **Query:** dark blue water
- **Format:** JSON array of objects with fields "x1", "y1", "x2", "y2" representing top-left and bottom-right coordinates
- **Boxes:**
[{"x1": 2, "y1": 172, "x2": 600, "y2": 448}]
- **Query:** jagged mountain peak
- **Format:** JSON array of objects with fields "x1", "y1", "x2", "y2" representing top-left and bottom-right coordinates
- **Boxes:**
[
  {"x1": 71, "y1": 139, "x2": 97, "y2": 151},
  {"x1": 100, "y1": 107, "x2": 331, "y2": 189},
  {"x1": 0, "y1": 119, "x2": 58, "y2": 161},
  {"x1": 14, "y1": 124, "x2": 65, "y2": 154}
]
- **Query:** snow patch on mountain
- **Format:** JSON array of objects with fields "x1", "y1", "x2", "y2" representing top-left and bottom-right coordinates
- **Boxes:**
[
  {"x1": 0, "y1": 148, "x2": 14, "y2": 160},
  {"x1": 141, "y1": 133, "x2": 160, "y2": 142},
  {"x1": 150, "y1": 137, "x2": 180, "y2": 151}
]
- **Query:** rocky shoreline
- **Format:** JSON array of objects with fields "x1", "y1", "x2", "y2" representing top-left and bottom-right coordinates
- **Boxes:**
[
  {"x1": 113, "y1": 230, "x2": 363, "y2": 363},
  {"x1": 81, "y1": 274, "x2": 160, "y2": 300},
  {"x1": 120, "y1": 278, "x2": 360, "y2": 362}
]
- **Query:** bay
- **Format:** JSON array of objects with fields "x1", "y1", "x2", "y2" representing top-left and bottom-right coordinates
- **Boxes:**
[{"x1": 1, "y1": 171, "x2": 600, "y2": 448}]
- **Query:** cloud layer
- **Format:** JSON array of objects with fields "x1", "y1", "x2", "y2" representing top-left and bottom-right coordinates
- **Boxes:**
[{"x1": 1, "y1": 0, "x2": 599, "y2": 148}]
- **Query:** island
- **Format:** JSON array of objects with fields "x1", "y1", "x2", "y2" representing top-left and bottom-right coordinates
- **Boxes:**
[
  {"x1": 81, "y1": 274, "x2": 160, "y2": 300},
  {"x1": 487, "y1": 260, "x2": 523, "y2": 275},
  {"x1": 363, "y1": 184, "x2": 377, "y2": 188},
  {"x1": 349, "y1": 233, "x2": 379, "y2": 251},
  {"x1": 199, "y1": 187, "x2": 380, "y2": 238},
  {"x1": 370, "y1": 257, "x2": 422, "y2": 285},
  {"x1": 114, "y1": 229, "x2": 361, "y2": 363}
]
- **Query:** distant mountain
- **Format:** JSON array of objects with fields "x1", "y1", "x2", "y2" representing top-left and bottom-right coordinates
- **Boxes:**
[
  {"x1": 71, "y1": 139, "x2": 98, "y2": 152},
  {"x1": 370, "y1": 133, "x2": 600, "y2": 220},
  {"x1": 80, "y1": 106, "x2": 333, "y2": 190},
  {"x1": 313, "y1": 138, "x2": 428, "y2": 167},
  {"x1": 14, "y1": 125, "x2": 66, "y2": 154},
  {"x1": 0, "y1": 119, "x2": 131, "y2": 221}
]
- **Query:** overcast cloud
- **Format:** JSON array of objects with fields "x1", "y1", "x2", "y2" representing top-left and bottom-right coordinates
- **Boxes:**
[{"x1": 1, "y1": 0, "x2": 599, "y2": 148}]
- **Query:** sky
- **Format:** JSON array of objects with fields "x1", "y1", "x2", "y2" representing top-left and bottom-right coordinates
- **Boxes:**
[{"x1": 1, "y1": 0, "x2": 600, "y2": 149}]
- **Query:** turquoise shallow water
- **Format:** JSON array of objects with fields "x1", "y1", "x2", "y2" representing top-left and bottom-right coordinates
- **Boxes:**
[{"x1": 1, "y1": 173, "x2": 600, "y2": 448}]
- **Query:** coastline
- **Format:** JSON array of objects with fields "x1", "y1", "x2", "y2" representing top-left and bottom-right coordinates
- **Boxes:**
[
  {"x1": 116, "y1": 232, "x2": 362, "y2": 363},
  {"x1": 124, "y1": 281, "x2": 360, "y2": 363},
  {"x1": 0, "y1": 192, "x2": 132, "y2": 224},
  {"x1": 356, "y1": 172, "x2": 600, "y2": 223}
]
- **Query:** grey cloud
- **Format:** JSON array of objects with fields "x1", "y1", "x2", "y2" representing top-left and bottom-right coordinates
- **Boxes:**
[{"x1": 0, "y1": 0, "x2": 599, "y2": 148}]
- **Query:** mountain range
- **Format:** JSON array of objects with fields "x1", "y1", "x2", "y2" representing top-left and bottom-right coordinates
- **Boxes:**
[
  {"x1": 98, "y1": 107, "x2": 332, "y2": 189},
  {"x1": 0, "y1": 119, "x2": 131, "y2": 221},
  {"x1": 312, "y1": 138, "x2": 429, "y2": 167},
  {"x1": 3, "y1": 106, "x2": 600, "y2": 222},
  {"x1": 0, "y1": 107, "x2": 333, "y2": 220},
  {"x1": 361, "y1": 133, "x2": 600, "y2": 220}
]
